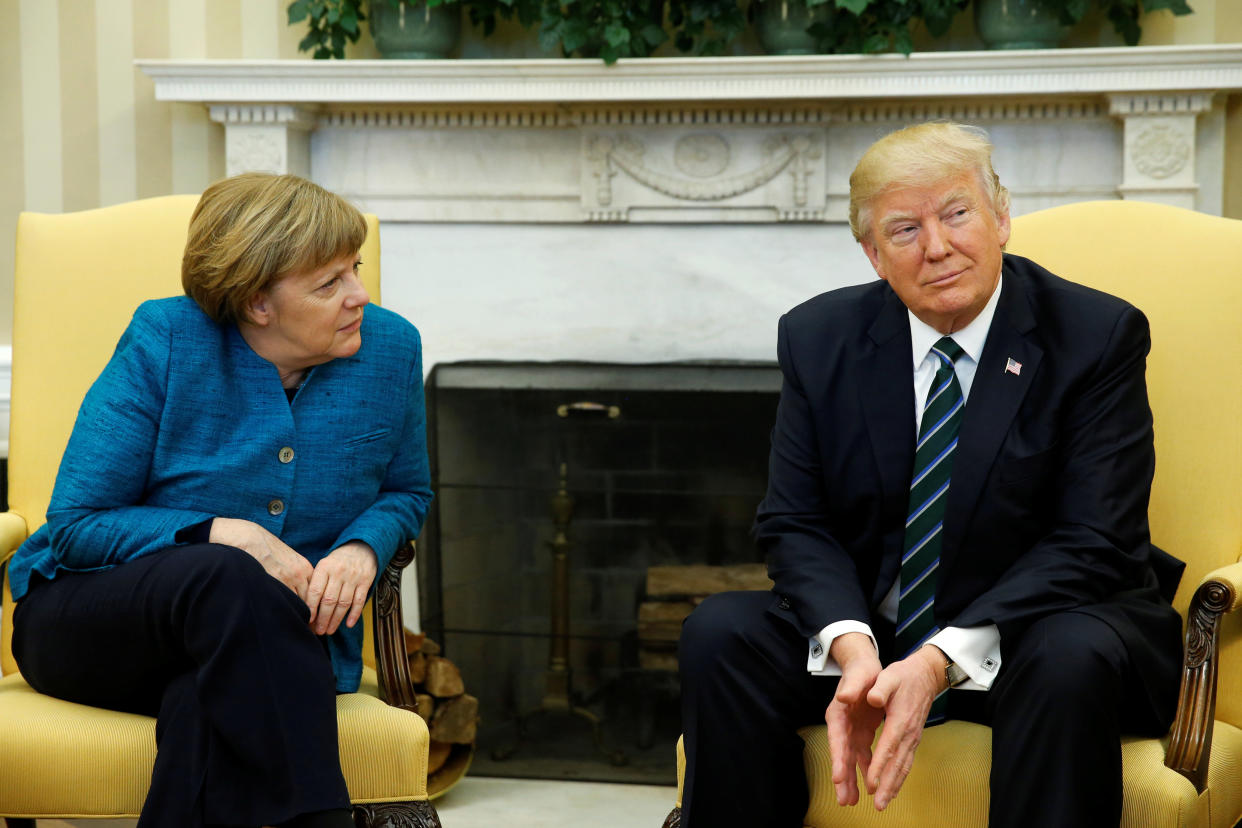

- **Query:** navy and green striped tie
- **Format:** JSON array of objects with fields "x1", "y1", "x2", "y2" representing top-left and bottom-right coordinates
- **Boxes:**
[{"x1": 896, "y1": 336, "x2": 965, "y2": 725}]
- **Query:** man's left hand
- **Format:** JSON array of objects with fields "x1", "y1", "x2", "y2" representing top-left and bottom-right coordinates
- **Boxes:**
[
  {"x1": 863, "y1": 645, "x2": 949, "y2": 811},
  {"x1": 307, "y1": 541, "x2": 378, "y2": 636}
]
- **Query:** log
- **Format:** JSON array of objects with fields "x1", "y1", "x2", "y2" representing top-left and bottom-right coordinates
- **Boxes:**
[
  {"x1": 429, "y1": 693, "x2": 479, "y2": 744},
  {"x1": 637, "y1": 601, "x2": 695, "y2": 643},
  {"x1": 403, "y1": 629, "x2": 426, "y2": 655},
  {"x1": 639, "y1": 649, "x2": 679, "y2": 672},
  {"x1": 646, "y1": 564, "x2": 771, "y2": 598},
  {"x1": 408, "y1": 650, "x2": 427, "y2": 684},
  {"x1": 424, "y1": 655, "x2": 465, "y2": 697},
  {"x1": 415, "y1": 693, "x2": 435, "y2": 724},
  {"x1": 427, "y1": 740, "x2": 452, "y2": 774}
]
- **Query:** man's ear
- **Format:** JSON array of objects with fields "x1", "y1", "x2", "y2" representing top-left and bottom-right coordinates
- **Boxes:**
[
  {"x1": 861, "y1": 239, "x2": 887, "y2": 282},
  {"x1": 996, "y1": 210, "x2": 1012, "y2": 249}
]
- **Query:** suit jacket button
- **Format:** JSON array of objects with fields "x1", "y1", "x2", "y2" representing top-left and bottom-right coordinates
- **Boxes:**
[
  {"x1": 268, "y1": 499, "x2": 285, "y2": 516},
  {"x1": 278, "y1": 446, "x2": 295, "y2": 464},
  {"x1": 778, "y1": 596, "x2": 791, "y2": 610}
]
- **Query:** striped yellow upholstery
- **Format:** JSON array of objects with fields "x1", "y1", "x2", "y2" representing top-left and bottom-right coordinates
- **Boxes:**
[
  {"x1": 0, "y1": 672, "x2": 154, "y2": 818},
  {"x1": 0, "y1": 194, "x2": 428, "y2": 821},
  {"x1": 669, "y1": 202, "x2": 1242, "y2": 827},
  {"x1": 0, "y1": 668, "x2": 429, "y2": 818},
  {"x1": 673, "y1": 723, "x2": 1242, "y2": 828}
]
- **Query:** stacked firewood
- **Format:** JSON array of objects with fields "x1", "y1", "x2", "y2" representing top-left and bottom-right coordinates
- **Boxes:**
[
  {"x1": 637, "y1": 563, "x2": 773, "y2": 671},
  {"x1": 403, "y1": 630, "x2": 478, "y2": 774}
]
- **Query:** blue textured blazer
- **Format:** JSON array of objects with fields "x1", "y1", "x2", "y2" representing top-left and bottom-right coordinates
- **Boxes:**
[{"x1": 9, "y1": 296, "x2": 434, "y2": 692}]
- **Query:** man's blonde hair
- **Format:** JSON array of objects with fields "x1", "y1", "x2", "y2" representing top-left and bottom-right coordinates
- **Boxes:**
[
  {"x1": 848, "y1": 122, "x2": 1010, "y2": 242},
  {"x1": 182, "y1": 172, "x2": 367, "y2": 324}
]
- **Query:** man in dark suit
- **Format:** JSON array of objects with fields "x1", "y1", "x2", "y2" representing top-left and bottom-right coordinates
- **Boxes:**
[{"x1": 678, "y1": 122, "x2": 1183, "y2": 827}]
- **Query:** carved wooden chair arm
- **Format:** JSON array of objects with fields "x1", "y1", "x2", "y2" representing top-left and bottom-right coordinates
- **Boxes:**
[
  {"x1": 370, "y1": 541, "x2": 420, "y2": 714},
  {"x1": 1164, "y1": 558, "x2": 1242, "y2": 792}
]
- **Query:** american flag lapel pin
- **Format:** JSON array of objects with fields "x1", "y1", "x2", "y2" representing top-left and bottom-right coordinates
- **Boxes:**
[{"x1": 1005, "y1": 358, "x2": 1022, "y2": 376}]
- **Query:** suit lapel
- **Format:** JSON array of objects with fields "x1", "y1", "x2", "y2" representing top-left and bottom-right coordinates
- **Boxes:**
[
  {"x1": 942, "y1": 261, "x2": 1043, "y2": 569},
  {"x1": 859, "y1": 289, "x2": 917, "y2": 507}
]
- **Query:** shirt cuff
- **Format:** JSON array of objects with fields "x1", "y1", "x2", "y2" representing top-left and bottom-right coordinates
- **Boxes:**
[
  {"x1": 808, "y1": 620, "x2": 877, "y2": 676},
  {"x1": 927, "y1": 625, "x2": 1002, "y2": 691}
]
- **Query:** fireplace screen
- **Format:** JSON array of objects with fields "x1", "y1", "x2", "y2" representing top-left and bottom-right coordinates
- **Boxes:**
[{"x1": 417, "y1": 361, "x2": 780, "y2": 784}]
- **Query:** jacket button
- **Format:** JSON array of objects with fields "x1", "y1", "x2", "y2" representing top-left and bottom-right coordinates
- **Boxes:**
[
  {"x1": 268, "y1": 499, "x2": 285, "y2": 516},
  {"x1": 778, "y1": 596, "x2": 791, "y2": 610},
  {"x1": 278, "y1": 446, "x2": 295, "y2": 464}
]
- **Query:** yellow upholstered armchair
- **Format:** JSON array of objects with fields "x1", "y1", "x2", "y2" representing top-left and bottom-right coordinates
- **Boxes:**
[
  {"x1": 663, "y1": 200, "x2": 1242, "y2": 828},
  {"x1": 0, "y1": 196, "x2": 441, "y2": 827}
]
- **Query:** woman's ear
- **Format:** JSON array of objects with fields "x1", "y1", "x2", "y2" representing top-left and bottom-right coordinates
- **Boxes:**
[{"x1": 244, "y1": 291, "x2": 271, "y2": 326}]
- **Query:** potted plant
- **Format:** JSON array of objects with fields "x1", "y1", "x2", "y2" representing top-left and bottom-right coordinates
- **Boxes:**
[
  {"x1": 288, "y1": 0, "x2": 539, "y2": 59},
  {"x1": 750, "y1": 0, "x2": 835, "y2": 55},
  {"x1": 749, "y1": 0, "x2": 967, "y2": 57},
  {"x1": 290, "y1": 0, "x2": 746, "y2": 64},
  {"x1": 974, "y1": 0, "x2": 1194, "y2": 50}
]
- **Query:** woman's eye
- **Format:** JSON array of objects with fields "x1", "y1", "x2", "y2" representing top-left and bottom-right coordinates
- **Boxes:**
[{"x1": 319, "y1": 277, "x2": 339, "y2": 291}]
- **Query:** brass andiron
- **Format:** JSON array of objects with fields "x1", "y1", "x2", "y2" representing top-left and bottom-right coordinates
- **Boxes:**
[{"x1": 491, "y1": 403, "x2": 626, "y2": 766}]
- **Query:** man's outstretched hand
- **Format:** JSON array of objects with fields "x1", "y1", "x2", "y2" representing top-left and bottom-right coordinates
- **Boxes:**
[
  {"x1": 826, "y1": 633, "x2": 884, "y2": 807},
  {"x1": 826, "y1": 634, "x2": 949, "y2": 811}
]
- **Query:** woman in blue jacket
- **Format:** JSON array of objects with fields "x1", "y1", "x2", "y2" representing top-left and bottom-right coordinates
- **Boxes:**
[{"x1": 7, "y1": 172, "x2": 434, "y2": 828}]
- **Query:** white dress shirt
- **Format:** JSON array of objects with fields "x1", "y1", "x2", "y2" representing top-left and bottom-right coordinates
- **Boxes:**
[{"x1": 805, "y1": 276, "x2": 1005, "y2": 690}]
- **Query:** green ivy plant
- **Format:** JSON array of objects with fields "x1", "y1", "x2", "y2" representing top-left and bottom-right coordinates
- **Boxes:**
[
  {"x1": 1047, "y1": 0, "x2": 1193, "y2": 45},
  {"x1": 288, "y1": 0, "x2": 538, "y2": 59},
  {"x1": 288, "y1": 0, "x2": 365, "y2": 59},
  {"x1": 288, "y1": 0, "x2": 744, "y2": 62},
  {"x1": 783, "y1": 0, "x2": 966, "y2": 56},
  {"x1": 289, "y1": 0, "x2": 1192, "y2": 63}
]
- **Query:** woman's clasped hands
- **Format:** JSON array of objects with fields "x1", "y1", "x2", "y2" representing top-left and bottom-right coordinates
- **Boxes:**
[{"x1": 209, "y1": 517, "x2": 377, "y2": 636}]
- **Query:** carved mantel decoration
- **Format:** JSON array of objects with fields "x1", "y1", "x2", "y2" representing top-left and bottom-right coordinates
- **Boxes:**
[{"x1": 140, "y1": 45, "x2": 1242, "y2": 222}]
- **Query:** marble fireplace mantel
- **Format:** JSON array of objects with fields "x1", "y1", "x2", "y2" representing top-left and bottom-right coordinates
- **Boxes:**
[{"x1": 139, "y1": 45, "x2": 1242, "y2": 220}]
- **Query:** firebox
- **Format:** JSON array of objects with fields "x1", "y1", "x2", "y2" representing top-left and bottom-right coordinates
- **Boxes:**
[{"x1": 417, "y1": 361, "x2": 780, "y2": 784}]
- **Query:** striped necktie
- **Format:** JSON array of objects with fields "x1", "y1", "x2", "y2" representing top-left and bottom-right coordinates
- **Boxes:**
[{"x1": 896, "y1": 336, "x2": 965, "y2": 725}]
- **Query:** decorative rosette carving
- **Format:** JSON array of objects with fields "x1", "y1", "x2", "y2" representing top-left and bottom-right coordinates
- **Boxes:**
[
  {"x1": 226, "y1": 132, "x2": 283, "y2": 174},
  {"x1": 1132, "y1": 123, "x2": 1190, "y2": 180},
  {"x1": 674, "y1": 133, "x2": 730, "y2": 178}
]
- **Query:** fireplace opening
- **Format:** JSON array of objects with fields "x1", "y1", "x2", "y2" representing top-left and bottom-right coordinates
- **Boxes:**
[{"x1": 417, "y1": 361, "x2": 780, "y2": 784}]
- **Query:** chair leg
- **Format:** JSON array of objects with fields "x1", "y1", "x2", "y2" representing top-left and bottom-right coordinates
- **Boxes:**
[
  {"x1": 352, "y1": 800, "x2": 442, "y2": 828},
  {"x1": 662, "y1": 805, "x2": 682, "y2": 828}
]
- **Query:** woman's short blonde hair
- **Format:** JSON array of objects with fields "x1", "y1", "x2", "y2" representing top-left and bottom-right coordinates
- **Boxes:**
[
  {"x1": 182, "y1": 172, "x2": 368, "y2": 324},
  {"x1": 848, "y1": 122, "x2": 1010, "y2": 242}
]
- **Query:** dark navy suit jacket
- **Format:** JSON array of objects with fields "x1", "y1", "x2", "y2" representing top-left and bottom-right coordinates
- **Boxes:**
[{"x1": 755, "y1": 254, "x2": 1181, "y2": 709}]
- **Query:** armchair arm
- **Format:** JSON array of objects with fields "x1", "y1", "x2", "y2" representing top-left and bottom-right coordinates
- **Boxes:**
[
  {"x1": 1164, "y1": 559, "x2": 1242, "y2": 792},
  {"x1": 370, "y1": 540, "x2": 421, "y2": 714},
  {"x1": 0, "y1": 512, "x2": 30, "y2": 566}
]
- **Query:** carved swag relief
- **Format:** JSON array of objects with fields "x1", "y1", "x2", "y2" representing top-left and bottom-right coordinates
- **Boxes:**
[{"x1": 583, "y1": 130, "x2": 824, "y2": 220}]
